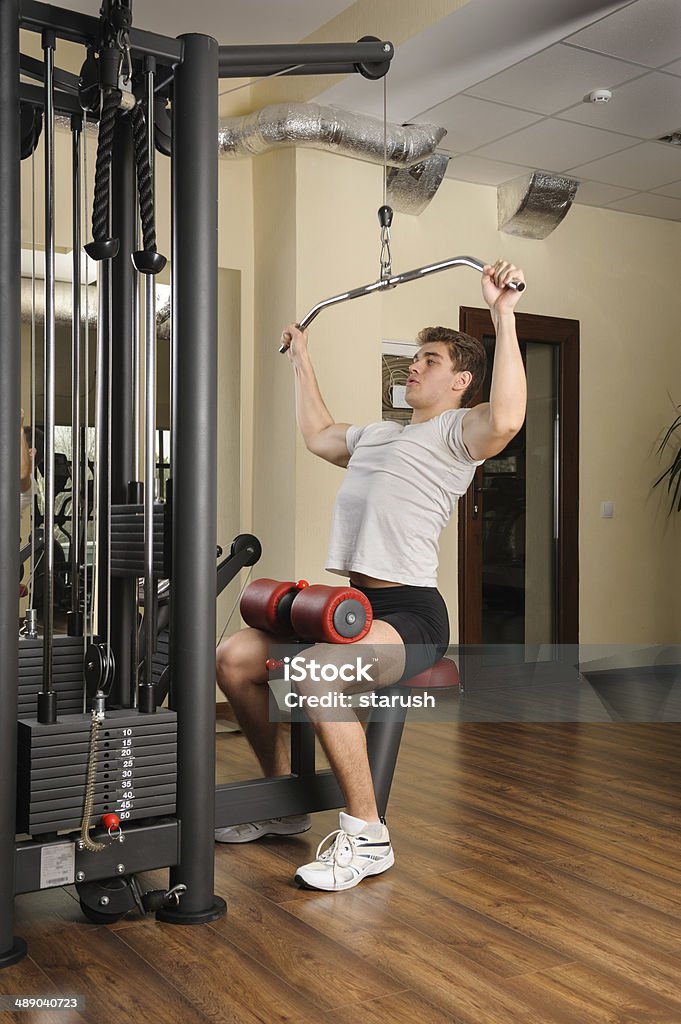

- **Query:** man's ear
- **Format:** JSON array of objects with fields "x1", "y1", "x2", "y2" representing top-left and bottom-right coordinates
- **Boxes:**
[{"x1": 452, "y1": 370, "x2": 472, "y2": 394}]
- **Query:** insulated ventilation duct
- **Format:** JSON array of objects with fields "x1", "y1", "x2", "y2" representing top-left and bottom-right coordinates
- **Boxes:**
[
  {"x1": 56, "y1": 106, "x2": 449, "y2": 215},
  {"x1": 218, "y1": 102, "x2": 446, "y2": 169},
  {"x1": 20, "y1": 279, "x2": 171, "y2": 340},
  {"x1": 498, "y1": 171, "x2": 579, "y2": 239},
  {"x1": 386, "y1": 153, "x2": 450, "y2": 215}
]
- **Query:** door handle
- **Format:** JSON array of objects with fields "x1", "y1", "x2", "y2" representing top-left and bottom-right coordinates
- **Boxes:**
[
  {"x1": 472, "y1": 481, "x2": 484, "y2": 519},
  {"x1": 472, "y1": 483, "x2": 496, "y2": 519}
]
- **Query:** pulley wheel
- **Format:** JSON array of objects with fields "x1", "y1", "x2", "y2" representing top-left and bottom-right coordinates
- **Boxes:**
[
  {"x1": 20, "y1": 102, "x2": 43, "y2": 160},
  {"x1": 230, "y1": 533, "x2": 262, "y2": 566},
  {"x1": 84, "y1": 641, "x2": 116, "y2": 697},
  {"x1": 354, "y1": 35, "x2": 392, "y2": 81}
]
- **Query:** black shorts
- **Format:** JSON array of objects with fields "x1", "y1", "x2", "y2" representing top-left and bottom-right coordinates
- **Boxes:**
[{"x1": 352, "y1": 584, "x2": 450, "y2": 683}]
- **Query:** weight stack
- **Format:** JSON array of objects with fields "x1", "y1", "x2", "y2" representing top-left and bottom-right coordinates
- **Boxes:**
[
  {"x1": 110, "y1": 503, "x2": 170, "y2": 578},
  {"x1": 150, "y1": 628, "x2": 169, "y2": 689},
  {"x1": 19, "y1": 634, "x2": 85, "y2": 717},
  {"x1": 17, "y1": 708, "x2": 177, "y2": 836}
]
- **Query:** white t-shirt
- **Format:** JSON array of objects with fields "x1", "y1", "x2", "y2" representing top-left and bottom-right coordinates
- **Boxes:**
[
  {"x1": 20, "y1": 490, "x2": 31, "y2": 515},
  {"x1": 326, "y1": 408, "x2": 484, "y2": 588}
]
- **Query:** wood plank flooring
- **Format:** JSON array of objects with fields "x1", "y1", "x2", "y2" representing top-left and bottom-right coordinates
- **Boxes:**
[{"x1": 2, "y1": 721, "x2": 681, "y2": 1023}]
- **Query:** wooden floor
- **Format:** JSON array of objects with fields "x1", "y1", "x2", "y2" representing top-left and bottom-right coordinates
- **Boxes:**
[{"x1": 3, "y1": 720, "x2": 681, "y2": 1023}]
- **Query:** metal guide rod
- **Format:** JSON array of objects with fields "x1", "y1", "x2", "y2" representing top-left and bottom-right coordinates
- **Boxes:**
[
  {"x1": 0, "y1": 0, "x2": 27, "y2": 968},
  {"x1": 132, "y1": 140, "x2": 141, "y2": 709},
  {"x1": 280, "y1": 256, "x2": 525, "y2": 351},
  {"x1": 132, "y1": 166, "x2": 141, "y2": 708},
  {"x1": 29, "y1": 146, "x2": 37, "y2": 611},
  {"x1": 70, "y1": 118, "x2": 82, "y2": 625},
  {"x1": 40, "y1": 31, "x2": 57, "y2": 721},
  {"x1": 144, "y1": 61, "x2": 158, "y2": 697},
  {"x1": 82, "y1": 113, "x2": 91, "y2": 647},
  {"x1": 132, "y1": 236, "x2": 140, "y2": 479},
  {"x1": 92, "y1": 267, "x2": 105, "y2": 638},
  {"x1": 109, "y1": 106, "x2": 136, "y2": 709}
]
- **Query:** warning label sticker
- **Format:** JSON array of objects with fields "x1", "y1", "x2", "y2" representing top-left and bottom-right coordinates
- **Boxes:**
[{"x1": 40, "y1": 843, "x2": 75, "y2": 888}]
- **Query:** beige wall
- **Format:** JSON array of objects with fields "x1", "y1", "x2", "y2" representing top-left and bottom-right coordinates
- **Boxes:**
[
  {"x1": 20, "y1": 83, "x2": 681, "y2": 651},
  {"x1": 251, "y1": 146, "x2": 681, "y2": 645}
]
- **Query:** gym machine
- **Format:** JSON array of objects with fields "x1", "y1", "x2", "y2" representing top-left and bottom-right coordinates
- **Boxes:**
[{"x1": 1, "y1": 0, "x2": 393, "y2": 965}]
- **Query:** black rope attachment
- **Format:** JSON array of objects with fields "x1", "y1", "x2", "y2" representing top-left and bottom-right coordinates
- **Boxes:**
[
  {"x1": 84, "y1": 87, "x2": 121, "y2": 261},
  {"x1": 131, "y1": 102, "x2": 166, "y2": 276}
]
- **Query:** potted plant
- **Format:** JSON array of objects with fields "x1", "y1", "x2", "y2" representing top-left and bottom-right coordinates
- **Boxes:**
[{"x1": 655, "y1": 407, "x2": 681, "y2": 513}]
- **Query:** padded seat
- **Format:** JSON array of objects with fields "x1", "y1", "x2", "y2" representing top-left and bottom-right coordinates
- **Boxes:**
[{"x1": 406, "y1": 657, "x2": 460, "y2": 690}]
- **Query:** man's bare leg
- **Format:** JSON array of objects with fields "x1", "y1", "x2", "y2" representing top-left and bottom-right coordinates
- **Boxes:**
[
  {"x1": 216, "y1": 627, "x2": 290, "y2": 778},
  {"x1": 300, "y1": 620, "x2": 406, "y2": 821}
]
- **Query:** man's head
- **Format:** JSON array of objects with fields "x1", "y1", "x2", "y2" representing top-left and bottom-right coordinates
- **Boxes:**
[{"x1": 406, "y1": 327, "x2": 486, "y2": 414}]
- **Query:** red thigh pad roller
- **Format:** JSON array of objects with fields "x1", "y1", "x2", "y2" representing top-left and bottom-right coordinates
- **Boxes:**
[
  {"x1": 289, "y1": 584, "x2": 372, "y2": 644},
  {"x1": 240, "y1": 578, "x2": 309, "y2": 638}
]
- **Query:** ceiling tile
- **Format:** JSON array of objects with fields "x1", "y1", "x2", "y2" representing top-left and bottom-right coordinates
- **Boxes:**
[
  {"x1": 415, "y1": 95, "x2": 541, "y2": 154},
  {"x1": 569, "y1": 141, "x2": 681, "y2": 189},
  {"x1": 605, "y1": 192, "x2": 681, "y2": 219},
  {"x1": 465, "y1": 43, "x2": 643, "y2": 115},
  {"x1": 317, "y1": 0, "x2": 642, "y2": 123},
  {"x1": 662, "y1": 59, "x2": 681, "y2": 76},
  {"x1": 557, "y1": 71, "x2": 681, "y2": 138},
  {"x1": 566, "y1": 0, "x2": 681, "y2": 68},
  {"x1": 573, "y1": 180, "x2": 639, "y2": 205},
  {"x1": 444, "y1": 156, "x2": 532, "y2": 186},
  {"x1": 475, "y1": 119, "x2": 636, "y2": 171},
  {"x1": 651, "y1": 178, "x2": 681, "y2": 198}
]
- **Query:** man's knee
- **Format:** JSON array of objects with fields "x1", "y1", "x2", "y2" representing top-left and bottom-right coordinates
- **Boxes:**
[
  {"x1": 216, "y1": 629, "x2": 268, "y2": 693},
  {"x1": 291, "y1": 639, "x2": 402, "y2": 699}
]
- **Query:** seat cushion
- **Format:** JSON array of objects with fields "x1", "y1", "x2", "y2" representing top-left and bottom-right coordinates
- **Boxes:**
[{"x1": 407, "y1": 657, "x2": 460, "y2": 690}]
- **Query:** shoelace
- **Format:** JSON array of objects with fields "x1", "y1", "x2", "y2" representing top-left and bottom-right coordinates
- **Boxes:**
[{"x1": 315, "y1": 829, "x2": 358, "y2": 872}]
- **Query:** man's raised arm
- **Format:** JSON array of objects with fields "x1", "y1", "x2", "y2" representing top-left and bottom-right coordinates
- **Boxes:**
[
  {"x1": 462, "y1": 260, "x2": 527, "y2": 462},
  {"x1": 283, "y1": 322, "x2": 352, "y2": 468}
]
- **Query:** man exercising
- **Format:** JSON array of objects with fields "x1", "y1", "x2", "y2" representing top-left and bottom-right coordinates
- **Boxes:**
[
  {"x1": 215, "y1": 259, "x2": 527, "y2": 891},
  {"x1": 20, "y1": 409, "x2": 34, "y2": 515}
]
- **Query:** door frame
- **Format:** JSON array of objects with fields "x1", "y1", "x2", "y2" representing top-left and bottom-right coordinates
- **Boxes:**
[{"x1": 458, "y1": 307, "x2": 580, "y2": 645}]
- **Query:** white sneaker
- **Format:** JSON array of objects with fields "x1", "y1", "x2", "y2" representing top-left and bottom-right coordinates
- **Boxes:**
[
  {"x1": 215, "y1": 814, "x2": 312, "y2": 844},
  {"x1": 294, "y1": 812, "x2": 394, "y2": 891}
]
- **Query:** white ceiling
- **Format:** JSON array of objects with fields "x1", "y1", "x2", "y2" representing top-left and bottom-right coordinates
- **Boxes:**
[
  {"x1": 54, "y1": 0, "x2": 355, "y2": 45},
  {"x1": 54, "y1": 0, "x2": 681, "y2": 222}
]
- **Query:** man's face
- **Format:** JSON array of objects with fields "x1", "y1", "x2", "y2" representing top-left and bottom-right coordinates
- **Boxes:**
[{"x1": 405, "y1": 341, "x2": 459, "y2": 408}]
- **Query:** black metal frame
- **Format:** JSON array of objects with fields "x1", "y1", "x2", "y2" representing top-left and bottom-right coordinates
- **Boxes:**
[
  {"x1": 1, "y1": 0, "x2": 393, "y2": 963},
  {"x1": 214, "y1": 701, "x2": 407, "y2": 828},
  {"x1": 0, "y1": 0, "x2": 27, "y2": 972}
]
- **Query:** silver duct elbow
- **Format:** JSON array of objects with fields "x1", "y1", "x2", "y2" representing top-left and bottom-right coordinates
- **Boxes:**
[
  {"x1": 218, "y1": 102, "x2": 446, "y2": 168},
  {"x1": 386, "y1": 153, "x2": 451, "y2": 215},
  {"x1": 498, "y1": 171, "x2": 579, "y2": 239}
]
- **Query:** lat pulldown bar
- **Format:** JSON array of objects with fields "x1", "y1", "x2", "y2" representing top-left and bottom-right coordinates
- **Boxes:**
[{"x1": 279, "y1": 256, "x2": 526, "y2": 352}]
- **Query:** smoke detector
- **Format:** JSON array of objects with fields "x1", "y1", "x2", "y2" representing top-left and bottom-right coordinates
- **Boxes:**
[
  {"x1": 658, "y1": 130, "x2": 681, "y2": 146},
  {"x1": 586, "y1": 89, "x2": 612, "y2": 103}
]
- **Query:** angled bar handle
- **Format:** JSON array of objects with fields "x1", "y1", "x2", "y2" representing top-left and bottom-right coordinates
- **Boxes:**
[{"x1": 279, "y1": 255, "x2": 525, "y2": 353}]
